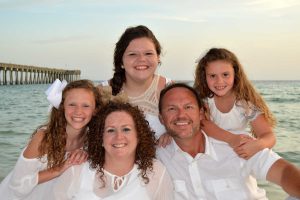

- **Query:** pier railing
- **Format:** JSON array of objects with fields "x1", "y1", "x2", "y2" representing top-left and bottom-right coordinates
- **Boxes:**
[{"x1": 0, "y1": 63, "x2": 81, "y2": 85}]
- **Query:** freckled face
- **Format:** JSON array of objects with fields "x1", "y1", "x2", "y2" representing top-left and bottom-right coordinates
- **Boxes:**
[
  {"x1": 205, "y1": 60, "x2": 235, "y2": 97},
  {"x1": 103, "y1": 111, "x2": 138, "y2": 161}
]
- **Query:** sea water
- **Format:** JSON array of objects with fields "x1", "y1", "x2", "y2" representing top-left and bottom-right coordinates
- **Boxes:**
[{"x1": 0, "y1": 80, "x2": 299, "y2": 199}]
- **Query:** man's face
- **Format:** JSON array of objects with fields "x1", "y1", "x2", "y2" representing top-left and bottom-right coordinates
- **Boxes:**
[{"x1": 159, "y1": 87, "x2": 201, "y2": 140}]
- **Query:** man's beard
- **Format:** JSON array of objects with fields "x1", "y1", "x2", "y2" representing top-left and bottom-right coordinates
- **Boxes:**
[{"x1": 167, "y1": 124, "x2": 200, "y2": 140}]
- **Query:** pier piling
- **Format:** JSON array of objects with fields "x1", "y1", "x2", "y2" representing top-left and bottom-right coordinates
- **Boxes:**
[{"x1": 0, "y1": 63, "x2": 81, "y2": 85}]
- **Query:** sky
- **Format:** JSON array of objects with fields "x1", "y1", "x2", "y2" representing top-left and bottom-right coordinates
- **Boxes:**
[{"x1": 0, "y1": 0, "x2": 300, "y2": 81}]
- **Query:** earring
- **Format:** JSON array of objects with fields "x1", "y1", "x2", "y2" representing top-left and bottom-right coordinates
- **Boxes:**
[{"x1": 121, "y1": 65, "x2": 124, "y2": 69}]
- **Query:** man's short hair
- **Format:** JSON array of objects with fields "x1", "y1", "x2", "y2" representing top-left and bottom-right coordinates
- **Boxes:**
[{"x1": 158, "y1": 82, "x2": 204, "y2": 113}]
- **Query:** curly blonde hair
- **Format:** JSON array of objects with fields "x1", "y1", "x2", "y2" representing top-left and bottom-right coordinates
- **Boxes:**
[
  {"x1": 87, "y1": 101, "x2": 157, "y2": 185},
  {"x1": 194, "y1": 48, "x2": 276, "y2": 128},
  {"x1": 37, "y1": 79, "x2": 102, "y2": 169}
]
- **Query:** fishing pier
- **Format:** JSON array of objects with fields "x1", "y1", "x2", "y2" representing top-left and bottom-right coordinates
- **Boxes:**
[{"x1": 0, "y1": 63, "x2": 81, "y2": 85}]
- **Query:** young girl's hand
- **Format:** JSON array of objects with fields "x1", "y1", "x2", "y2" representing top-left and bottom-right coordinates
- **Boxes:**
[
  {"x1": 67, "y1": 149, "x2": 88, "y2": 165},
  {"x1": 60, "y1": 149, "x2": 88, "y2": 173},
  {"x1": 228, "y1": 134, "x2": 253, "y2": 149},
  {"x1": 158, "y1": 133, "x2": 172, "y2": 148},
  {"x1": 233, "y1": 138, "x2": 261, "y2": 160}
]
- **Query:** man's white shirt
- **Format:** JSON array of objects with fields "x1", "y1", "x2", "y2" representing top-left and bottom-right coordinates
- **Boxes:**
[{"x1": 156, "y1": 132, "x2": 281, "y2": 200}]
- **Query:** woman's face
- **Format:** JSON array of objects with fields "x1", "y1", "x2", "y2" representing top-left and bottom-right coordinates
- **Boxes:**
[
  {"x1": 103, "y1": 111, "x2": 138, "y2": 161},
  {"x1": 122, "y1": 37, "x2": 159, "y2": 83}
]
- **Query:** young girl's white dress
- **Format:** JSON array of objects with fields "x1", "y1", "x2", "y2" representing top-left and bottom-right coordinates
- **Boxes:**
[
  {"x1": 206, "y1": 97, "x2": 261, "y2": 136},
  {"x1": 0, "y1": 148, "x2": 56, "y2": 200},
  {"x1": 51, "y1": 159, "x2": 174, "y2": 200}
]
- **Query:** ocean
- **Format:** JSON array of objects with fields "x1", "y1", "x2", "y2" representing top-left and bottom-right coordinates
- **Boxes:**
[{"x1": 0, "y1": 80, "x2": 299, "y2": 199}]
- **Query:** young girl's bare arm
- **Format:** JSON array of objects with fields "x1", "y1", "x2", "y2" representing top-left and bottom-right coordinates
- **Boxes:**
[
  {"x1": 201, "y1": 111, "x2": 276, "y2": 160},
  {"x1": 24, "y1": 130, "x2": 87, "y2": 184},
  {"x1": 201, "y1": 119, "x2": 251, "y2": 148},
  {"x1": 234, "y1": 114, "x2": 276, "y2": 159},
  {"x1": 38, "y1": 149, "x2": 88, "y2": 184},
  {"x1": 251, "y1": 114, "x2": 276, "y2": 149}
]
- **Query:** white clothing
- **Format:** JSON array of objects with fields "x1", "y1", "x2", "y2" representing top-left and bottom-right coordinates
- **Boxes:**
[
  {"x1": 0, "y1": 148, "x2": 55, "y2": 200},
  {"x1": 206, "y1": 97, "x2": 261, "y2": 135},
  {"x1": 101, "y1": 75, "x2": 172, "y2": 138},
  {"x1": 51, "y1": 159, "x2": 174, "y2": 200},
  {"x1": 157, "y1": 132, "x2": 281, "y2": 200}
]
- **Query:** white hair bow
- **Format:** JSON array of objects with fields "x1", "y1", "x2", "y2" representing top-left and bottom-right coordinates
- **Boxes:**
[{"x1": 45, "y1": 79, "x2": 68, "y2": 110}]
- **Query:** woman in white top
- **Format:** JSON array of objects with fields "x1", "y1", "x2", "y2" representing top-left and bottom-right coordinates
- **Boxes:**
[
  {"x1": 52, "y1": 101, "x2": 174, "y2": 200},
  {"x1": 98, "y1": 25, "x2": 172, "y2": 139}
]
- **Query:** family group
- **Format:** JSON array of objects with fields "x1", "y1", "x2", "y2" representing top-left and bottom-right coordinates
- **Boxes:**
[{"x1": 0, "y1": 25, "x2": 299, "y2": 200}]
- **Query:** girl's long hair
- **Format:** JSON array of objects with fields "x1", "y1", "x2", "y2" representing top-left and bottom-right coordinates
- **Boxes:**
[
  {"x1": 194, "y1": 48, "x2": 276, "y2": 128},
  {"x1": 37, "y1": 79, "x2": 102, "y2": 169}
]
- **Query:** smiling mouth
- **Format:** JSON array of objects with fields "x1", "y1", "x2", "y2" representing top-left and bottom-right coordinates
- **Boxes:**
[
  {"x1": 135, "y1": 65, "x2": 148, "y2": 70},
  {"x1": 72, "y1": 117, "x2": 84, "y2": 122},
  {"x1": 175, "y1": 121, "x2": 189, "y2": 126},
  {"x1": 112, "y1": 143, "x2": 127, "y2": 148},
  {"x1": 215, "y1": 86, "x2": 226, "y2": 90},
  {"x1": 173, "y1": 119, "x2": 191, "y2": 128}
]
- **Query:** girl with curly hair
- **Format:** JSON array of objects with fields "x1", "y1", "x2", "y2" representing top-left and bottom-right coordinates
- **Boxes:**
[
  {"x1": 52, "y1": 101, "x2": 173, "y2": 199},
  {"x1": 194, "y1": 48, "x2": 276, "y2": 159},
  {"x1": 0, "y1": 79, "x2": 102, "y2": 200},
  {"x1": 99, "y1": 25, "x2": 172, "y2": 139}
]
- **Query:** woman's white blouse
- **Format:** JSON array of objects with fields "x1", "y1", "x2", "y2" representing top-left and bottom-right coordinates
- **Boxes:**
[{"x1": 52, "y1": 159, "x2": 174, "y2": 200}]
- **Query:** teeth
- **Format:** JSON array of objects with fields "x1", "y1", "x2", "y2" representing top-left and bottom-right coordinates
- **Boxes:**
[
  {"x1": 135, "y1": 66, "x2": 147, "y2": 70},
  {"x1": 72, "y1": 117, "x2": 84, "y2": 122},
  {"x1": 112, "y1": 143, "x2": 126, "y2": 148},
  {"x1": 175, "y1": 121, "x2": 189, "y2": 126},
  {"x1": 215, "y1": 86, "x2": 226, "y2": 90}
]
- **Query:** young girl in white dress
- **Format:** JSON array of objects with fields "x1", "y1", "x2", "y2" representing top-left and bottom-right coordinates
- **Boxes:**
[
  {"x1": 0, "y1": 79, "x2": 102, "y2": 200},
  {"x1": 98, "y1": 25, "x2": 172, "y2": 140},
  {"x1": 52, "y1": 101, "x2": 174, "y2": 200},
  {"x1": 194, "y1": 48, "x2": 276, "y2": 159}
]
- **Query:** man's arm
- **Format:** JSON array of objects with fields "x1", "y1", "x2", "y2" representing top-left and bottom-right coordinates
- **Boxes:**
[{"x1": 267, "y1": 159, "x2": 300, "y2": 198}]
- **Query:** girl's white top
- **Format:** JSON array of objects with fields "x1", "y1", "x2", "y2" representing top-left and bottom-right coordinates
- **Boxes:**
[
  {"x1": 206, "y1": 97, "x2": 261, "y2": 135},
  {"x1": 51, "y1": 159, "x2": 174, "y2": 200},
  {"x1": 0, "y1": 148, "x2": 55, "y2": 200},
  {"x1": 101, "y1": 75, "x2": 172, "y2": 139}
]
